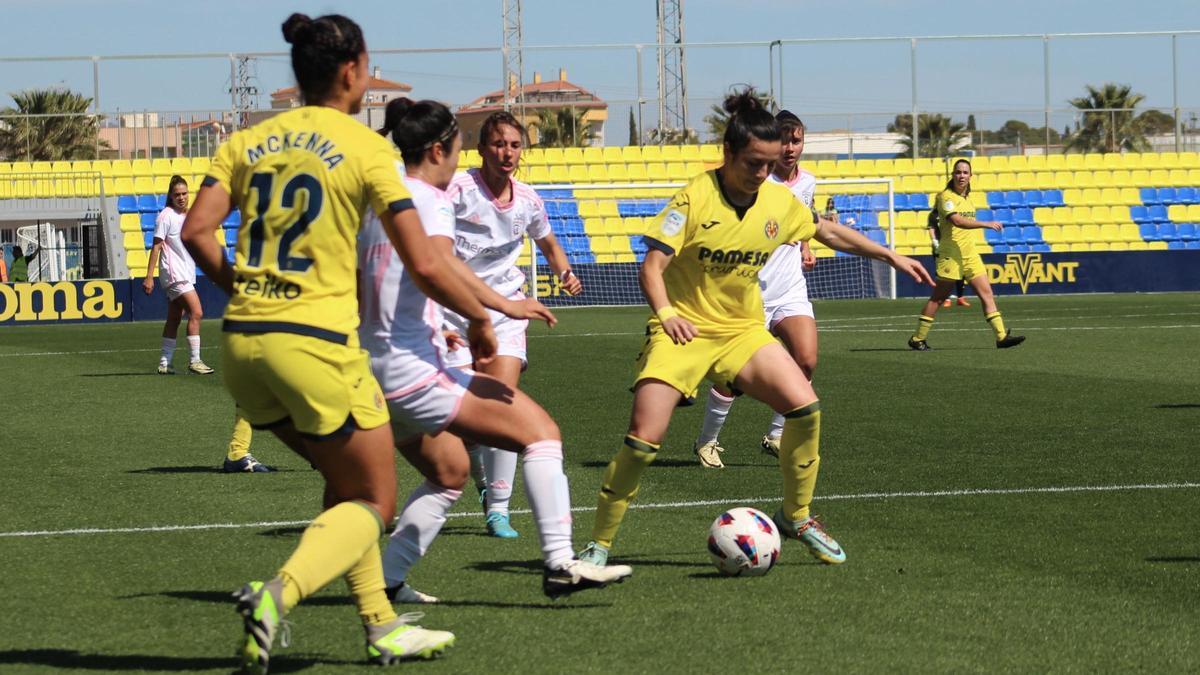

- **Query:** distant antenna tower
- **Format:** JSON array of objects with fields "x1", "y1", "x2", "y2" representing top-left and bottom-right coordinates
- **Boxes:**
[
  {"x1": 656, "y1": 0, "x2": 688, "y2": 141},
  {"x1": 233, "y1": 56, "x2": 260, "y2": 129},
  {"x1": 501, "y1": 0, "x2": 524, "y2": 115}
]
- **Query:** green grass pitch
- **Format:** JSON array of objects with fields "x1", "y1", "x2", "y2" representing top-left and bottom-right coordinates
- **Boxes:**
[{"x1": 1, "y1": 292, "x2": 1198, "y2": 672}]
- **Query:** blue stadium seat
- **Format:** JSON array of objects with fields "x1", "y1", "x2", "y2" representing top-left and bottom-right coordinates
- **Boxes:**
[
  {"x1": 1003, "y1": 227, "x2": 1024, "y2": 245},
  {"x1": 1008, "y1": 244, "x2": 1031, "y2": 253},
  {"x1": 139, "y1": 212, "x2": 157, "y2": 231},
  {"x1": 117, "y1": 195, "x2": 139, "y2": 213},
  {"x1": 868, "y1": 194, "x2": 888, "y2": 212},
  {"x1": 987, "y1": 192, "x2": 1007, "y2": 208},
  {"x1": 907, "y1": 193, "x2": 929, "y2": 210},
  {"x1": 1032, "y1": 243, "x2": 1051, "y2": 252},
  {"x1": 1139, "y1": 187, "x2": 1160, "y2": 205},
  {"x1": 137, "y1": 195, "x2": 158, "y2": 213},
  {"x1": 985, "y1": 228, "x2": 1003, "y2": 245},
  {"x1": 993, "y1": 209, "x2": 1013, "y2": 226},
  {"x1": 1168, "y1": 241, "x2": 1187, "y2": 250},
  {"x1": 1139, "y1": 223, "x2": 1159, "y2": 241},
  {"x1": 637, "y1": 202, "x2": 662, "y2": 217},
  {"x1": 1042, "y1": 190, "x2": 1065, "y2": 207},
  {"x1": 1013, "y1": 208, "x2": 1035, "y2": 226},
  {"x1": 142, "y1": 231, "x2": 154, "y2": 248},
  {"x1": 1130, "y1": 206, "x2": 1150, "y2": 223},
  {"x1": 1004, "y1": 190, "x2": 1026, "y2": 208},
  {"x1": 867, "y1": 230, "x2": 887, "y2": 246},
  {"x1": 1158, "y1": 223, "x2": 1178, "y2": 241},
  {"x1": 1159, "y1": 187, "x2": 1178, "y2": 205},
  {"x1": 891, "y1": 193, "x2": 909, "y2": 211},
  {"x1": 991, "y1": 244, "x2": 1010, "y2": 254},
  {"x1": 561, "y1": 217, "x2": 585, "y2": 236},
  {"x1": 1186, "y1": 240, "x2": 1200, "y2": 250},
  {"x1": 976, "y1": 208, "x2": 993, "y2": 222},
  {"x1": 1022, "y1": 226, "x2": 1045, "y2": 244},
  {"x1": 833, "y1": 195, "x2": 850, "y2": 211},
  {"x1": 223, "y1": 210, "x2": 241, "y2": 227},
  {"x1": 1024, "y1": 190, "x2": 1044, "y2": 208},
  {"x1": 559, "y1": 201, "x2": 579, "y2": 218},
  {"x1": 1177, "y1": 187, "x2": 1197, "y2": 205},
  {"x1": 1177, "y1": 223, "x2": 1196, "y2": 241},
  {"x1": 856, "y1": 210, "x2": 878, "y2": 228},
  {"x1": 630, "y1": 237, "x2": 649, "y2": 253},
  {"x1": 568, "y1": 251, "x2": 596, "y2": 264},
  {"x1": 616, "y1": 201, "x2": 638, "y2": 217},
  {"x1": 544, "y1": 201, "x2": 562, "y2": 218},
  {"x1": 1149, "y1": 205, "x2": 1169, "y2": 223}
]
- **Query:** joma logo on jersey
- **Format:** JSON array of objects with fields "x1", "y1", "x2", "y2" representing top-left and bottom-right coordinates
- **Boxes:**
[
  {"x1": 987, "y1": 254, "x2": 1080, "y2": 293},
  {"x1": 0, "y1": 281, "x2": 124, "y2": 322},
  {"x1": 697, "y1": 247, "x2": 770, "y2": 266}
]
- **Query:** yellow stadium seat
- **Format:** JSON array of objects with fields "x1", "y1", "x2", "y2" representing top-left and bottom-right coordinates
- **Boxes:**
[
  {"x1": 1041, "y1": 225, "x2": 1062, "y2": 242},
  {"x1": 130, "y1": 159, "x2": 152, "y2": 177},
  {"x1": 913, "y1": 158, "x2": 941, "y2": 175},
  {"x1": 1051, "y1": 208, "x2": 1073, "y2": 225},
  {"x1": 586, "y1": 164, "x2": 609, "y2": 183},
  {"x1": 1080, "y1": 223, "x2": 1101, "y2": 241},
  {"x1": 1044, "y1": 155, "x2": 1066, "y2": 171},
  {"x1": 549, "y1": 165, "x2": 569, "y2": 183},
  {"x1": 973, "y1": 173, "x2": 997, "y2": 191},
  {"x1": 582, "y1": 218, "x2": 605, "y2": 237},
  {"x1": 563, "y1": 148, "x2": 585, "y2": 165},
  {"x1": 168, "y1": 157, "x2": 191, "y2": 175},
  {"x1": 542, "y1": 148, "x2": 564, "y2": 165},
  {"x1": 813, "y1": 159, "x2": 836, "y2": 178},
  {"x1": 622, "y1": 217, "x2": 646, "y2": 235},
  {"x1": 1168, "y1": 169, "x2": 1189, "y2": 186},
  {"x1": 113, "y1": 177, "x2": 135, "y2": 195},
  {"x1": 599, "y1": 217, "x2": 622, "y2": 234},
  {"x1": 590, "y1": 236, "x2": 613, "y2": 254},
  {"x1": 1109, "y1": 170, "x2": 1131, "y2": 187},
  {"x1": 1098, "y1": 223, "x2": 1121, "y2": 241},
  {"x1": 598, "y1": 201, "x2": 619, "y2": 217},
  {"x1": 644, "y1": 162, "x2": 668, "y2": 182},
  {"x1": 891, "y1": 158, "x2": 914, "y2": 175},
  {"x1": 1176, "y1": 151, "x2": 1198, "y2": 168},
  {"x1": 1117, "y1": 187, "x2": 1139, "y2": 205},
  {"x1": 852, "y1": 159, "x2": 875, "y2": 176},
  {"x1": 1149, "y1": 168, "x2": 1169, "y2": 185},
  {"x1": 1081, "y1": 188, "x2": 1102, "y2": 205},
  {"x1": 897, "y1": 211, "x2": 918, "y2": 229},
  {"x1": 1168, "y1": 204, "x2": 1188, "y2": 221},
  {"x1": 1109, "y1": 205, "x2": 1130, "y2": 223},
  {"x1": 626, "y1": 163, "x2": 647, "y2": 182},
  {"x1": 1033, "y1": 171, "x2": 1055, "y2": 190},
  {"x1": 699, "y1": 145, "x2": 722, "y2": 162},
  {"x1": 1082, "y1": 153, "x2": 1103, "y2": 169},
  {"x1": 1129, "y1": 241, "x2": 1149, "y2": 250},
  {"x1": 919, "y1": 175, "x2": 943, "y2": 192},
  {"x1": 676, "y1": 145, "x2": 699, "y2": 162},
  {"x1": 610, "y1": 236, "x2": 633, "y2": 255},
  {"x1": 109, "y1": 160, "x2": 132, "y2": 178},
  {"x1": 1108, "y1": 241, "x2": 1130, "y2": 251},
  {"x1": 600, "y1": 146, "x2": 622, "y2": 163},
  {"x1": 1190, "y1": 169, "x2": 1200, "y2": 185},
  {"x1": 1148, "y1": 240, "x2": 1168, "y2": 250},
  {"x1": 1073, "y1": 171, "x2": 1095, "y2": 189},
  {"x1": 641, "y1": 146, "x2": 663, "y2": 162},
  {"x1": 1026, "y1": 155, "x2": 1048, "y2": 171},
  {"x1": 150, "y1": 158, "x2": 172, "y2": 176},
  {"x1": 1097, "y1": 187, "x2": 1119, "y2": 206},
  {"x1": 832, "y1": 159, "x2": 854, "y2": 177},
  {"x1": 1060, "y1": 188, "x2": 1080, "y2": 206},
  {"x1": 119, "y1": 213, "x2": 141, "y2": 233},
  {"x1": 1016, "y1": 172, "x2": 1037, "y2": 190},
  {"x1": 1088, "y1": 241, "x2": 1110, "y2": 251},
  {"x1": 1099, "y1": 153, "x2": 1121, "y2": 170},
  {"x1": 1129, "y1": 169, "x2": 1150, "y2": 187},
  {"x1": 1187, "y1": 204, "x2": 1200, "y2": 221},
  {"x1": 153, "y1": 175, "x2": 170, "y2": 192},
  {"x1": 620, "y1": 146, "x2": 643, "y2": 163},
  {"x1": 660, "y1": 146, "x2": 682, "y2": 162},
  {"x1": 1064, "y1": 154, "x2": 1084, "y2": 170},
  {"x1": 666, "y1": 163, "x2": 689, "y2": 181},
  {"x1": 1094, "y1": 170, "x2": 1117, "y2": 188},
  {"x1": 684, "y1": 161, "x2": 703, "y2": 176},
  {"x1": 1033, "y1": 207, "x2": 1054, "y2": 224},
  {"x1": 1060, "y1": 224, "x2": 1082, "y2": 243},
  {"x1": 1159, "y1": 151, "x2": 1180, "y2": 168},
  {"x1": 1070, "y1": 206, "x2": 1091, "y2": 224},
  {"x1": 131, "y1": 176, "x2": 154, "y2": 194},
  {"x1": 1010, "y1": 156, "x2": 1031, "y2": 172},
  {"x1": 191, "y1": 157, "x2": 211, "y2": 174},
  {"x1": 607, "y1": 164, "x2": 629, "y2": 182},
  {"x1": 987, "y1": 156, "x2": 1010, "y2": 172},
  {"x1": 1064, "y1": 242, "x2": 1087, "y2": 252},
  {"x1": 30, "y1": 161, "x2": 52, "y2": 173},
  {"x1": 875, "y1": 159, "x2": 895, "y2": 175},
  {"x1": 582, "y1": 147, "x2": 604, "y2": 164},
  {"x1": 567, "y1": 165, "x2": 589, "y2": 183},
  {"x1": 1118, "y1": 223, "x2": 1140, "y2": 242},
  {"x1": 528, "y1": 166, "x2": 551, "y2": 184},
  {"x1": 578, "y1": 200, "x2": 599, "y2": 218}
]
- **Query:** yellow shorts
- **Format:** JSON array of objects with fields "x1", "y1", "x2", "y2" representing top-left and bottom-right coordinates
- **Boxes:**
[
  {"x1": 936, "y1": 245, "x2": 986, "y2": 282},
  {"x1": 221, "y1": 331, "x2": 389, "y2": 438},
  {"x1": 633, "y1": 325, "x2": 778, "y2": 400}
]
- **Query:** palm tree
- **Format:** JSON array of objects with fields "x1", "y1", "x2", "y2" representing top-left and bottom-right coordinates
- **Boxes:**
[
  {"x1": 703, "y1": 91, "x2": 775, "y2": 141},
  {"x1": 1064, "y1": 83, "x2": 1150, "y2": 153},
  {"x1": 530, "y1": 106, "x2": 595, "y2": 148},
  {"x1": 890, "y1": 113, "x2": 970, "y2": 158},
  {"x1": 0, "y1": 88, "x2": 105, "y2": 161}
]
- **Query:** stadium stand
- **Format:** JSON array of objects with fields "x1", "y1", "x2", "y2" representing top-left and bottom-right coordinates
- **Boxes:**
[{"x1": 4, "y1": 147, "x2": 1200, "y2": 276}]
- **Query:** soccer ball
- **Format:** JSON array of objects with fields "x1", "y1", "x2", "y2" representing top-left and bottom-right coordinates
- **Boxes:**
[{"x1": 706, "y1": 507, "x2": 781, "y2": 577}]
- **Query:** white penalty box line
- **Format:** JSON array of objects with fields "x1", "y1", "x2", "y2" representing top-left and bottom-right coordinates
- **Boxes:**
[{"x1": 2, "y1": 481, "x2": 1198, "y2": 539}]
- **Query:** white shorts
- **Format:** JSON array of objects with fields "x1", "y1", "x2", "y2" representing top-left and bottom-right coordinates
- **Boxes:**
[
  {"x1": 443, "y1": 304, "x2": 529, "y2": 368},
  {"x1": 385, "y1": 366, "x2": 474, "y2": 441},
  {"x1": 765, "y1": 297, "x2": 814, "y2": 329},
  {"x1": 160, "y1": 278, "x2": 195, "y2": 301}
]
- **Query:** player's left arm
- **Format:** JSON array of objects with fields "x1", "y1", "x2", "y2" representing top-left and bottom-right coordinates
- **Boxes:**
[
  {"x1": 533, "y1": 232, "x2": 581, "y2": 296},
  {"x1": 431, "y1": 235, "x2": 556, "y2": 326},
  {"x1": 812, "y1": 217, "x2": 934, "y2": 286},
  {"x1": 182, "y1": 181, "x2": 235, "y2": 295}
]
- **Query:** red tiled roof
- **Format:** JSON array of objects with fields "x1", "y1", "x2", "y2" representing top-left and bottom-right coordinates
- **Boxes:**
[
  {"x1": 458, "y1": 79, "x2": 605, "y2": 112},
  {"x1": 271, "y1": 76, "x2": 412, "y2": 99}
]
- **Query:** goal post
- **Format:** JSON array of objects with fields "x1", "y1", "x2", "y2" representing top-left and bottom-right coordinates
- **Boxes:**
[{"x1": 522, "y1": 177, "x2": 898, "y2": 307}]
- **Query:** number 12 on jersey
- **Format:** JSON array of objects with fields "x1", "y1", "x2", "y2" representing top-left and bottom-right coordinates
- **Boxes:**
[{"x1": 244, "y1": 171, "x2": 324, "y2": 273}]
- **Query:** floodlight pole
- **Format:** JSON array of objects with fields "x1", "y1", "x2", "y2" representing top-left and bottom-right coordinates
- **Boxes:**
[
  {"x1": 1173, "y1": 33, "x2": 1181, "y2": 152},
  {"x1": 910, "y1": 38, "x2": 918, "y2": 160},
  {"x1": 501, "y1": 0, "x2": 524, "y2": 116},
  {"x1": 1043, "y1": 36, "x2": 1051, "y2": 153}
]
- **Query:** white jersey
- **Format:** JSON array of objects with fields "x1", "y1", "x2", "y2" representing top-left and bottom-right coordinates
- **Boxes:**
[
  {"x1": 153, "y1": 208, "x2": 196, "y2": 286},
  {"x1": 759, "y1": 168, "x2": 816, "y2": 306},
  {"x1": 359, "y1": 175, "x2": 457, "y2": 398},
  {"x1": 446, "y1": 168, "x2": 551, "y2": 299}
]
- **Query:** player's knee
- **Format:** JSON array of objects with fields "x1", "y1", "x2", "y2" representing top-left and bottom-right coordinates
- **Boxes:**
[{"x1": 432, "y1": 457, "x2": 469, "y2": 490}]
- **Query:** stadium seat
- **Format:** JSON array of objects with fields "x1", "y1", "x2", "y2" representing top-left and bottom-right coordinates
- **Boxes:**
[
  {"x1": 993, "y1": 209, "x2": 1013, "y2": 226},
  {"x1": 1138, "y1": 223, "x2": 1160, "y2": 241},
  {"x1": 908, "y1": 193, "x2": 929, "y2": 210},
  {"x1": 986, "y1": 192, "x2": 1006, "y2": 209},
  {"x1": 1043, "y1": 190, "x2": 1065, "y2": 207},
  {"x1": 1004, "y1": 190, "x2": 1026, "y2": 208},
  {"x1": 139, "y1": 212, "x2": 157, "y2": 232},
  {"x1": 137, "y1": 195, "x2": 158, "y2": 213},
  {"x1": 1148, "y1": 205, "x2": 1169, "y2": 223},
  {"x1": 1177, "y1": 187, "x2": 1197, "y2": 205},
  {"x1": 117, "y1": 195, "x2": 139, "y2": 213},
  {"x1": 1159, "y1": 187, "x2": 1179, "y2": 205},
  {"x1": 1158, "y1": 223, "x2": 1179, "y2": 241},
  {"x1": 1013, "y1": 208, "x2": 1034, "y2": 226},
  {"x1": 1023, "y1": 190, "x2": 1044, "y2": 208}
]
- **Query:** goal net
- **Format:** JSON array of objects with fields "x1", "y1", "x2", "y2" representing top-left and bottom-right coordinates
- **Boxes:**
[{"x1": 522, "y1": 177, "x2": 897, "y2": 307}]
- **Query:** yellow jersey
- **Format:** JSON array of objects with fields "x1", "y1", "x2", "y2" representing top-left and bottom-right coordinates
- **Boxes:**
[
  {"x1": 206, "y1": 106, "x2": 413, "y2": 343},
  {"x1": 935, "y1": 188, "x2": 981, "y2": 253},
  {"x1": 645, "y1": 171, "x2": 817, "y2": 337}
]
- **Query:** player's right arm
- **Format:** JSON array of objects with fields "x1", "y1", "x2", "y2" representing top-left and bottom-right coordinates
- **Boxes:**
[
  {"x1": 939, "y1": 192, "x2": 1000, "y2": 232},
  {"x1": 948, "y1": 212, "x2": 1001, "y2": 231},
  {"x1": 638, "y1": 248, "x2": 696, "y2": 344},
  {"x1": 182, "y1": 181, "x2": 235, "y2": 294},
  {"x1": 143, "y1": 241, "x2": 162, "y2": 295}
]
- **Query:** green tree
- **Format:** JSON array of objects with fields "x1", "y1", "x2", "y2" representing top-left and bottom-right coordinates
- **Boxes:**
[
  {"x1": 0, "y1": 88, "x2": 105, "y2": 161},
  {"x1": 1136, "y1": 109, "x2": 1176, "y2": 136},
  {"x1": 530, "y1": 106, "x2": 595, "y2": 148},
  {"x1": 702, "y1": 91, "x2": 775, "y2": 141},
  {"x1": 888, "y1": 113, "x2": 970, "y2": 158},
  {"x1": 628, "y1": 107, "x2": 638, "y2": 146},
  {"x1": 1064, "y1": 83, "x2": 1150, "y2": 153}
]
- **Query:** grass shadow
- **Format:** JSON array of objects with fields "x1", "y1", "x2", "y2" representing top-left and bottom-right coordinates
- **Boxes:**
[
  {"x1": 78, "y1": 372, "x2": 159, "y2": 378},
  {"x1": 0, "y1": 649, "x2": 332, "y2": 672},
  {"x1": 436, "y1": 599, "x2": 608, "y2": 610},
  {"x1": 257, "y1": 526, "x2": 307, "y2": 538},
  {"x1": 577, "y1": 459, "x2": 760, "y2": 469},
  {"x1": 847, "y1": 346, "x2": 990, "y2": 352},
  {"x1": 121, "y1": 589, "x2": 352, "y2": 607},
  {"x1": 1145, "y1": 556, "x2": 1200, "y2": 563},
  {"x1": 464, "y1": 558, "x2": 544, "y2": 575},
  {"x1": 128, "y1": 466, "x2": 295, "y2": 474},
  {"x1": 1153, "y1": 403, "x2": 1200, "y2": 409}
]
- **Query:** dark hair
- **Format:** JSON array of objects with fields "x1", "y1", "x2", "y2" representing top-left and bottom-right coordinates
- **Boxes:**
[
  {"x1": 722, "y1": 88, "x2": 780, "y2": 155},
  {"x1": 479, "y1": 111, "x2": 527, "y2": 148},
  {"x1": 166, "y1": 175, "x2": 187, "y2": 201},
  {"x1": 776, "y1": 109, "x2": 805, "y2": 135},
  {"x1": 379, "y1": 97, "x2": 459, "y2": 164},
  {"x1": 946, "y1": 158, "x2": 972, "y2": 195},
  {"x1": 281, "y1": 13, "x2": 366, "y2": 105}
]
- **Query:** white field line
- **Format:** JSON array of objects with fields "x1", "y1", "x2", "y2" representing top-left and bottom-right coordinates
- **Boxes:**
[
  {"x1": 822, "y1": 324, "x2": 1200, "y2": 333},
  {"x1": 2, "y1": 481, "x2": 1197, "y2": 539}
]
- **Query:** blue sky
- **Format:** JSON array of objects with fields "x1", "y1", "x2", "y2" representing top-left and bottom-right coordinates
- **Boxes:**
[{"x1": 2, "y1": 0, "x2": 1198, "y2": 140}]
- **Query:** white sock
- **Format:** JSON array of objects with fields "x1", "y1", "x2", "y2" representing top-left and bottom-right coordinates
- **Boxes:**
[
  {"x1": 160, "y1": 337, "x2": 176, "y2": 364},
  {"x1": 187, "y1": 335, "x2": 201, "y2": 362},
  {"x1": 382, "y1": 480, "x2": 462, "y2": 587},
  {"x1": 522, "y1": 440, "x2": 574, "y2": 569},
  {"x1": 482, "y1": 446, "x2": 519, "y2": 516},
  {"x1": 696, "y1": 387, "x2": 735, "y2": 446},
  {"x1": 467, "y1": 444, "x2": 487, "y2": 492},
  {"x1": 766, "y1": 412, "x2": 785, "y2": 440}
]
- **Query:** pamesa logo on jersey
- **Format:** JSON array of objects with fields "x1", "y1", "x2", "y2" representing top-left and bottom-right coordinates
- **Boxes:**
[{"x1": 987, "y1": 254, "x2": 1080, "y2": 293}]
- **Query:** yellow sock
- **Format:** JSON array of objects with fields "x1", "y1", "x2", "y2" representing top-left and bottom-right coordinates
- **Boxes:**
[
  {"x1": 913, "y1": 315, "x2": 934, "y2": 341},
  {"x1": 278, "y1": 500, "x2": 384, "y2": 613},
  {"x1": 591, "y1": 436, "x2": 658, "y2": 548},
  {"x1": 344, "y1": 540, "x2": 398, "y2": 626},
  {"x1": 226, "y1": 414, "x2": 253, "y2": 462},
  {"x1": 986, "y1": 311, "x2": 1006, "y2": 339},
  {"x1": 780, "y1": 402, "x2": 821, "y2": 523}
]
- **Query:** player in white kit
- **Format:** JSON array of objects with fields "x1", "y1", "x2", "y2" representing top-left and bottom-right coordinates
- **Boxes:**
[
  {"x1": 691, "y1": 111, "x2": 822, "y2": 467},
  {"x1": 443, "y1": 111, "x2": 582, "y2": 538},
  {"x1": 142, "y1": 175, "x2": 215, "y2": 376},
  {"x1": 360, "y1": 98, "x2": 630, "y2": 602}
]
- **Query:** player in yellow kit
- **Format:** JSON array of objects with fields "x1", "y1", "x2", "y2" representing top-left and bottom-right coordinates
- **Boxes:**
[
  {"x1": 182, "y1": 13, "x2": 493, "y2": 672},
  {"x1": 577, "y1": 89, "x2": 933, "y2": 568},
  {"x1": 908, "y1": 158, "x2": 1025, "y2": 351}
]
